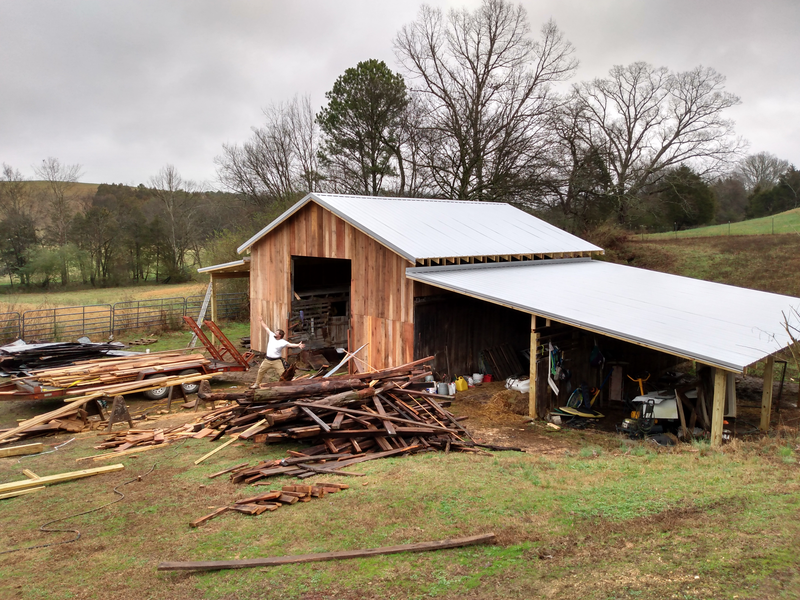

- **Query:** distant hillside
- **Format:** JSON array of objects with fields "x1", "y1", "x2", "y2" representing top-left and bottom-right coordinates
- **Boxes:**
[
  {"x1": 645, "y1": 207, "x2": 800, "y2": 239},
  {"x1": 607, "y1": 233, "x2": 800, "y2": 297},
  {"x1": 23, "y1": 180, "x2": 100, "y2": 196}
]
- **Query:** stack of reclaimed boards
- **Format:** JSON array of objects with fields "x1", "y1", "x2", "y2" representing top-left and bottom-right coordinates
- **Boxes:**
[
  {"x1": 25, "y1": 352, "x2": 209, "y2": 389},
  {"x1": 0, "y1": 407, "x2": 105, "y2": 441},
  {"x1": 0, "y1": 341, "x2": 126, "y2": 375},
  {"x1": 190, "y1": 482, "x2": 349, "y2": 528},
  {"x1": 190, "y1": 356, "x2": 493, "y2": 484}
]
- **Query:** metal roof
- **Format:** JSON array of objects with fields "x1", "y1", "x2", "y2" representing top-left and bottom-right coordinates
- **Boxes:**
[
  {"x1": 406, "y1": 258, "x2": 800, "y2": 372},
  {"x1": 197, "y1": 258, "x2": 250, "y2": 275},
  {"x1": 237, "y1": 193, "x2": 602, "y2": 261}
]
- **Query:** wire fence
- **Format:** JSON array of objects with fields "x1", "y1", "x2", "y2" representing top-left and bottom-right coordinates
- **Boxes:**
[{"x1": 0, "y1": 292, "x2": 249, "y2": 344}]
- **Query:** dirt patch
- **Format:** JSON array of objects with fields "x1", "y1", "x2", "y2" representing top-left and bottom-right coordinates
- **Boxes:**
[{"x1": 447, "y1": 382, "x2": 580, "y2": 454}]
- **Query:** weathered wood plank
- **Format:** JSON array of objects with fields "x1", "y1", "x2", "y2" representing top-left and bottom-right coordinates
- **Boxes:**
[
  {"x1": 760, "y1": 356, "x2": 774, "y2": 432},
  {"x1": 158, "y1": 533, "x2": 496, "y2": 571},
  {"x1": 0, "y1": 464, "x2": 124, "y2": 494}
]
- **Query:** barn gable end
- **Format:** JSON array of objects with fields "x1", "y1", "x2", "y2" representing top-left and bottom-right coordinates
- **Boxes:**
[{"x1": 250, "y1": 200, "x2": 414, "y2": 370}]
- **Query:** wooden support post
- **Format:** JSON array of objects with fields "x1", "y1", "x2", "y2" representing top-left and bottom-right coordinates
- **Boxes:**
[
  {"x1": 210, "y1": 274, "x2": 218, "y2": 347},
  {"x1": 529, "y1": 316, "x2": 538, "y2": 418},
  {"x1": 710, "y1": 368, "x2": 727, "y2": 447},
  {"x1": 760, "y1": 355, "x2": 774, "y2": 432}
]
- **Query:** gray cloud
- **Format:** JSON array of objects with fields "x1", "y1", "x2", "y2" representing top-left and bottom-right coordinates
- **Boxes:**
[{"x1": 1, "y1": 0, "x2": 797, "y2": 186}]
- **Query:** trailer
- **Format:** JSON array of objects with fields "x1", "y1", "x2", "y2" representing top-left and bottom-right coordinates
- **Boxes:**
[{"x1": 0, "y1": 318, "x2": 254, "y2": 402}]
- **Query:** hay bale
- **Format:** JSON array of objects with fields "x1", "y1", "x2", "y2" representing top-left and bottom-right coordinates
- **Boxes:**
[{"x1": 482, "y1": 389, "x2": 528, "y2": 416}]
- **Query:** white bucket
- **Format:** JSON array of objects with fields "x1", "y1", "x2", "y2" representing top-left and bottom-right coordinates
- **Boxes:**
[{"x1": 473, "y1": 373, "x2": 484, "y2": 384}]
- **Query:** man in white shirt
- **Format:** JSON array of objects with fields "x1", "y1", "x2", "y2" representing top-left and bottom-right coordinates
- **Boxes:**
[{"x1": 250, "y1": 318, "x2": 305, "y2": 389}]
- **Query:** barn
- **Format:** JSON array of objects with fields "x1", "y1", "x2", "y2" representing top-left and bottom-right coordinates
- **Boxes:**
[{"x1": 201, "y1": 192, "x2": 800, "y2": 447}]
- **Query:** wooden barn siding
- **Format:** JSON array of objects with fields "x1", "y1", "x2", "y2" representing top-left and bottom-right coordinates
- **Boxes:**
[
  {"x1": 250, "y1": 202, "x2": 415, "y2": 370},
  {"x1": 413, "y1": 285, "x2": 531, "y2": 377}
]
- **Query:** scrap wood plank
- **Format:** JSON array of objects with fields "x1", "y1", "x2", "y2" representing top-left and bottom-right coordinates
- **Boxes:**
[
  {"x1": 190, "y1": 506, "x2": 231, "y2": 528},
  {"x1": 157, "y1": 533, "x2": 496, "y2": 572},
  {"x1": 194, "y1": 419, "x2": 267, "y2": 465},
  {"x1": 0, "y1": 485, "x2": 45, "y2": 500},
  {"x1": 77, "y1": 442, "x2": 169, "y2": 462},
  {"x1": 0, "y1": 392, "x2": 105, "y2": 445},
  {"x1": 289, "y1": 403, "x2": 457, "y2": 434},
  {"x1": 0, "y1": 442, "x2": 44, "y2": 458},
  {"x1": 296, "y1": 463, "x2": 364, "y2": 477},
  {"x1": 0, "y1": 464, "x2": 124, "y2": 495},
  {"x1": 208, "y1": 462, "x2": 250, "y2": 479}
]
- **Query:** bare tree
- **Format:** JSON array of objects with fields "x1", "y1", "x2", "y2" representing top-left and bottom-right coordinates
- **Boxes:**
[
  {"x1": 215, "y1": 95, "x2": 320, "y2": 208},
  {"x1": 737, "y1": 151, "x2": 790, "y2": 193},
  {"x1": 33, "y1": 157, "x2": 85, "y2": 284},
  {"x1": 573, "y1": 62, "x2": 743, "y2": 225},
  {"x1": 537, "y1": 99, "x2": 613, "y2": 231},
  {"x1": 0, "y1": 165, "x2": 38, "y2": 285},
  {"x1": 149, "y1": 165, "x2": 202, "y2": 278},
  {"x1": 0, "y1": 164, "x2": 32, "y2": 217},
  {"x1": 395, "y1": 0, "x2": 577, "y2": 201}
]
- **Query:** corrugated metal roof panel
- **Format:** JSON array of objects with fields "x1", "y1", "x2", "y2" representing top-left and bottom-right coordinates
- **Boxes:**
[
  {"x1": 406, "y1": 259, "x2": 800, "y2": 372},
  {"x1": 237, "y1": 193, "x2": 602, "y2": 260}
]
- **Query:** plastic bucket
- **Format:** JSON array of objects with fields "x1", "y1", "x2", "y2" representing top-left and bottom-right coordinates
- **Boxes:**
[
  {"x1": 483, "y1": 374, "x2": 493, "y2": 383},
  {"x1": 473, "y1": 373, "x2": 484, "y2": 384}
]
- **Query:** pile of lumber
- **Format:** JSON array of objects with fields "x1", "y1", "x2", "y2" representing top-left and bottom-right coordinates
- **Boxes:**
[
  {"x1": 0, "y1": 373, "x2": 213, "y2": 446},
  {"x1": 27, "y1": 352, "x2": 209, "y2": 388},
  {"x1": 0, "y1": 403, "x2": 108, "y2": 444},
  {"x1": 188, "y1": 356, "x2": 513, "y2": 483},
  {"x1": 190, "y1": 482, "x2": 348, "y2": 528},
  {"x1": 92, "y1": 424, "x2": 194, "y2": 452},
  {"x1": 0, "y1": 341, "x2": 126, "y2": 375}
]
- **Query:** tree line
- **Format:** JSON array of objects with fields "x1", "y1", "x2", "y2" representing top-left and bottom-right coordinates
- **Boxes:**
[
  {"x1": 2, "y1": 0, "x2": 796, "y2": 289},
  {"x1": 0, "y1": 161, "x2": 258, "y2": 288},
  {"x1": 217, "y1": 0, "x2": 795, "y2": 232}
]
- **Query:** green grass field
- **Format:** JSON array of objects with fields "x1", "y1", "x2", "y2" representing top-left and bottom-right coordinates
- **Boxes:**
[
  {"x1": 122, "y1": 322, "x2": 251, "y2": 353},
  {"x1": 645, "y1": 207, "x2": 800, "y2": 239},
  {"x1": 0, "y1": 282, "x2": 210, "y2": 315},
  {"x1": 0, "y1": 419, "x2": 797, "y2": 600}
]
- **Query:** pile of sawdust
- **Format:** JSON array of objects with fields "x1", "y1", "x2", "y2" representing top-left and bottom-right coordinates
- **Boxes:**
[{"x1": 481, "y1": 388, "x2": 528, "y2": 416}]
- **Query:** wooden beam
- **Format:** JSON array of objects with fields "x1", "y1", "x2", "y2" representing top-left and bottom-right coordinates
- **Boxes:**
[
  {"x1": 710, "y1": 368, "x2": 727, "y2": 447},
  {"x1": 529, "y1": 316, "x2": 538, "y2": 418},
  {"x1": 206, "y1": 272, "x2": 249, "y2": 279},
  {"x1": 0, "y1": 443, "x2": 44, "y2": 459},
  {"x1": 0, "y1": 464, "x2": 124, "y2": 495},
  {"x1": 760, "y1": 356, "x2": 774, "y2": 432},
  {"x1": 0, "y1": 486, "x2": 45, "y2": 500},
  {"x1": 210, "y1": 275, "x2": 218, "y2": 346},
  {"x1": 157, "y1": 533, "x2": 496, "y2": 572},
  {"x1": 193, "y1": 419, "x2": 267, "y2": 465}
]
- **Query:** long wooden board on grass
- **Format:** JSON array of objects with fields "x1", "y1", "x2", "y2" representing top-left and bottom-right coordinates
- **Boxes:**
[
  {"x1": 0, "y1": 464, "x2": 124, "y2": 495},
  {"x1": 157, "y1": 533, "x2": 496, "y2": 572}
]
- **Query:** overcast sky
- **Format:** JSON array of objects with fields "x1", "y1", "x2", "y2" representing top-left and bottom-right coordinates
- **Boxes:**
[{"x1": 1, "y1": 0, "x2": 798, "y2": 188}]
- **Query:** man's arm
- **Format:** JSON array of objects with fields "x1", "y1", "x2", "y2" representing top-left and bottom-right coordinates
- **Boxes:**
[{"x1": 260, "y1": 317, "x2": 274, "y2": 337}]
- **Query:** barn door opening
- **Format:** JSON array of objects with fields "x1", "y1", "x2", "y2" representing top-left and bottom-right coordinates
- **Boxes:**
[{"x1": 290, "y1": 256, "x2": 351, "y2": 351}]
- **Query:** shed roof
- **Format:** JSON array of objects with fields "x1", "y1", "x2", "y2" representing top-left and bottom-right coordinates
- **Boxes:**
[
  {"x1": 197, "y1": 258, "x2": 250, "y2": 275},
  {"x1": 237, "y1": 193, "x2": 602, "y2": 261},
  {"x1": 406, "y1": 259, "x2": 800, "y2": 372}
]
